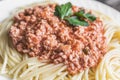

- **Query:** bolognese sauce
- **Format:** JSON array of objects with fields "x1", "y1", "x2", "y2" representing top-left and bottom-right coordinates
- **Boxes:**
[{"x1": 9, "y1": 4, "x2": 106, "y2": 75}]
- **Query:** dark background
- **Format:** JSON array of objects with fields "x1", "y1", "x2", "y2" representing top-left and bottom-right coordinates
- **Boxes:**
[{"x1": 98, "y1": 0, "x2": 120, "y2": 11}]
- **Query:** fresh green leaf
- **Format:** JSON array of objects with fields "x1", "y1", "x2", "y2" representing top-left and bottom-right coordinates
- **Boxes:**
[
  {"x1": 75, "y1": 10, "x2": 85, "y2": 18},
  {"x1": 54, "y1": 2, "x2": 72, "y2": 19},
  {"x1": 54, "y1": 3, "x2": 96, "y2": 27},
  {"x1": 75, "y1": 10, "x2": 96, "y2": 22},
  {"x1": 65, "y1": 16, "x2": 89, "y2": 26},
  {"x1": 84, "y1": 13, "x2": 96, "y2": 21},
  {"x1": 54, "y1": 5, "x2": 62, "y2": 18}
]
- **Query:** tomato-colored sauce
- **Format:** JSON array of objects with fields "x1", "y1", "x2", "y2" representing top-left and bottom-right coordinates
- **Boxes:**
[{"x1": 9, "y1": 4, "x2": 106, "y2": 75}]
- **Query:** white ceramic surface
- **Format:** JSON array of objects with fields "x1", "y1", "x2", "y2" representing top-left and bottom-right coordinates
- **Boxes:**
[{"x1": 0, "y1": 0, "x2": 120, "y2": 80}]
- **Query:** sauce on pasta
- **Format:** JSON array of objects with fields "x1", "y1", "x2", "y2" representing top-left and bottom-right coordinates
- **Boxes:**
[{"x1": 9, "y1": 4, "x2": 107, "y2": 75}]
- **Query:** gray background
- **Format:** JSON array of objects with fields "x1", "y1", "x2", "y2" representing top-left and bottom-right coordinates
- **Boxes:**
[{"x1": 98, "y1": 0, "x2": 120, "y2": 11}]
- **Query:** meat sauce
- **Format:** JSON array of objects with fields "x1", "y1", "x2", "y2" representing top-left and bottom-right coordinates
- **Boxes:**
[{"x1": 9, "y1": 4, "x2": 106, "y2": 75}]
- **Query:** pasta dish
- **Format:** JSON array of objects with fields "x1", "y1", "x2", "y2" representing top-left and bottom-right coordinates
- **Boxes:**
[{"x1": 0, "y1": 1, "x2": 120, "y2": 80}]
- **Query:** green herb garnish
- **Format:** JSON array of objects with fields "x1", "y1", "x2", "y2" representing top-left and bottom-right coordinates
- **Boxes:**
[
  {"x1": 54, "y1": 2, "x2": 96, "y2": 27},
  {"x1": 75, "y1": 10, "x2": 96, "y2": 21},
  {"x1": 75, "y1": 10, "x2": 85, "y2": 18},
  {"x1": 84, "y1": 13, "x2": 96, "y2": 21},
  {"x1": 65, "y1": 16, "x2": 89, "y2": 26},
  {"x1": 54, "y1": 2, "x2": 72, "y2": 19}
]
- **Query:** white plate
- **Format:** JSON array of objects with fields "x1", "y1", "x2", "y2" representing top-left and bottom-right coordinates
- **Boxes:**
[{"x1": 0, "y1": 0, "x2": 120, "y2": 80}]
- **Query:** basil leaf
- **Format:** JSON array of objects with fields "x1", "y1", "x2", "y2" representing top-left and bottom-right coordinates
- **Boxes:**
[
  {"x1": 54, "y1": 2, "x2": 72, "y2": 19},
  {"x1": 75, "y1": 10, "x2": 96, "y2": 22},
  {"x1": 75, "y1": 10, "x2": 85, "y2": 18},
  {"x1": 54, "y1": 6, "x2": 62, "y2": 18},
  {"x1": 65, "y1": 16, "x2": 89, "y2": 26},
  {"x1": 84, "y1": 13, "x2": 96, "y2": 21},
  {"x1": 54, "y1": 3, "x2": 96, "y2": 27}
]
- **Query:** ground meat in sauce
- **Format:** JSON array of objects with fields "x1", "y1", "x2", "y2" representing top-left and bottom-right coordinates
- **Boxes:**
[{"x1": 9, "y1": 4, "x2": 106, "y2": 75}]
